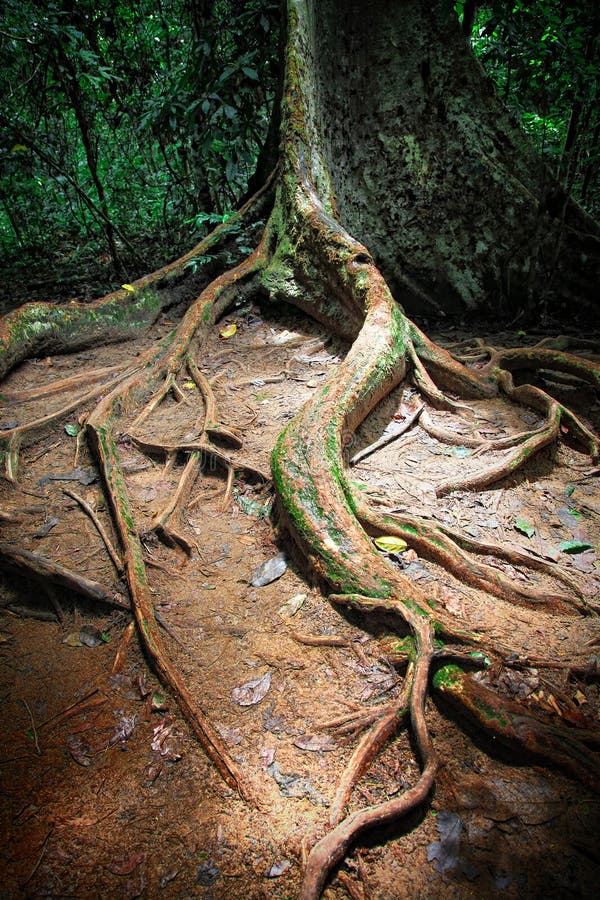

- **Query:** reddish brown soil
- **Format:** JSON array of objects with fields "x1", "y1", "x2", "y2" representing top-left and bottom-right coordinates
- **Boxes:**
[{"x1": 1, "y1": 302, "x2": 599, "y2": 898}]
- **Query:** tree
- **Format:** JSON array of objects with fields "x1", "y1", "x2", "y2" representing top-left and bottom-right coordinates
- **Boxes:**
[
  {"x1": 1, "y1": 1, "x2": 599, "y2": 897},
  {"x1": 0, "y1": 0, "x2": 278, "y2": 299}
]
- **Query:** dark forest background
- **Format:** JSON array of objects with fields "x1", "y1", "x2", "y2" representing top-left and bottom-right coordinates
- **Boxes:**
[{"x1": 0, "y1": 0, "x2": 597, "y2": 307}]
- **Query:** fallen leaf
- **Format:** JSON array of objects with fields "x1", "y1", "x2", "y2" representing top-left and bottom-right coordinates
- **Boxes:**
[
  {"x1": 427, "y1": 811, "x2": 463, "y2": 875},
  {"x1": 121, "y1": 284, "x2": 136, "y2": 292},
  {"x1": 293, "y1": 733, "x2": 337, "y2": 752},
  {"x1": 151, "y1": 721, "x2": 183, "y2": 760},
  {"x1": 79, "y1": 625, "x2": 104, "y2": 648},
  {"x1": 374, "y1": 535, "x2": 409, "y2": 553},
  {"x1": 556, "y1": 506, "x2": 584, "y2": 530},
  {"x1": 109, "y1": 850, "x2": 145, "y2": 875},
  {"x1": 514, "y1": 518, "x2": 535, "y2": 538},
  {"x1": 219, "y1": 323, "x2": 237, "y2": 338},
  {"x1": 251, "y1": 553, "x2": 287, "y2": 586},
  {"x1": 196, "y1": 860, "x2": 220, "y2": 886},
  {"x1": 279, "y1": 593, "x2": 307, "y2": 617},
  {"x1": 560, "y1": 540, "x2": 593, "y2": 554},
  {"x1": 64, "y1": 423, "x2": 80, "y2": 436},
  {"x1": 110, "y1": 714, "x2": 137, "y2": 745},
  {"x1": 231, "y1": 671, "x2": 271, "y2": 706},
  {"x1": 267, "y1": 859, "x2": 291, "y2": 877},
  {"x1": 39, "y1": 467, "x2": 97, "y2": 487},
  {"x1": 63, "y1": 632, "x2": 83, "y2": 647},
  {"x1": 452, "y1": 446, "x2": 472, "y2": 459},
  {"x1": 151, "y1": 691, "x2": 168, "y2": 711},
  {"x1": 34, "y1": 516, "x2": 59, "y2": 537},
  {"x1": 66, "y1": 733, "x2": 92, "y2": 766}
]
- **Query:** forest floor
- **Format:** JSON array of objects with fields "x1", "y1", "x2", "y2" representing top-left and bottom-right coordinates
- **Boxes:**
[{"x1": 1, "y1": 293, "x2": 599, "y2": 899}]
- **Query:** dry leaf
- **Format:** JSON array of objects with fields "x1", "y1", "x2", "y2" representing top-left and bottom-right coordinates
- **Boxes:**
[
  {"x1": 374, "y1": 535, "x2": 408, "y2": 553},
  {"x1": 231, "y1": 671, "x2": 271, "y2": 706}
]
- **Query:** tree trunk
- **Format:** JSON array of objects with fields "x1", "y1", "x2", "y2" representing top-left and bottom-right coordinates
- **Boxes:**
[{"x1": 280, "y1": 0, "x2": 599, "y2": 320}]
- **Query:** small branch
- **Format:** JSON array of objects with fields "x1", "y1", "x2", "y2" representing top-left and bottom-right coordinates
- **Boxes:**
[
  {"x1": 112, "y1": 621, "x2": 136, "y2": 674},
  {"x1": 291, "y1": 632, "x2": 350, "y2": 648},
  {"x1": 63, "y1": 487, "x2": 124, "y2": 574},
  {"x1": 350, "y1": 405, "x2": 424, "y2": 465},
  {"x1": 2, "y1": 365, "x2": 121, "y2": 403},
  {"x1": 21, "y1": 698, "x2": 41, "y2": 755},
  {"x1": 0, "y1": 541, "x2": 129, "y2": 609}
]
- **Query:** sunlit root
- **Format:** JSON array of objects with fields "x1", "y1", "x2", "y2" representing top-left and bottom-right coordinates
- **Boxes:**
[
  {"x1": 1, "y1": 370, "x2": 140, "y2": 481},
  {"x1": 436, "y1": 393, "x2": 561, "y2": 496},
  {"x1": 85, "y1": 417, "x2": 253, "y2": 800},
  {"x1": 352, "y1": 498, "x2": 586, "y2": 614},
  {"x1": 76, "y1": 246, "x2": 268, "y2": 800},
  {"x1": 0, "y1": 174, "x2": 275, "y2": 382},
  {"x1": 301, "y1": 595, "x2": 437, "y2": 900},
  {"x1": 328, "y1": 677, "x2": 411, "y2": 826}
]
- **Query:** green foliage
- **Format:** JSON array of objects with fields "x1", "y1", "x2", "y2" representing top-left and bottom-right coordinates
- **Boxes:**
[
  {"x1": 0, "y1": 0, "x2": 279, "y2": 288},
  {"x1": 456, "y1": 0, "x2": 600, "y2": 216}
]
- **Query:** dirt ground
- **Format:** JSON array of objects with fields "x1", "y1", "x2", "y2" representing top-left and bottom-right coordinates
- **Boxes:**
[{"x1": 1, "y1": 297, "x2": 599, "y2": 898}]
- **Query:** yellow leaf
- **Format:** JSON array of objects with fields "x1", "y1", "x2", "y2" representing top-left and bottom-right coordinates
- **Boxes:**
[
  {"x1": 121, "y1": 283, "x2": 135, "y2": 292},
  {"x1": 11, "y1": 144, "x2": 28, "y2": 152},
  {"x1": 374, "y1": 536, "x2": 408, "y2": 553},
  {"x1": 182, "y1": 381, "x2": 196, "y2": 389},
  {"x1": 219, "y1": 323, "x2": 237, "y2": 339}
]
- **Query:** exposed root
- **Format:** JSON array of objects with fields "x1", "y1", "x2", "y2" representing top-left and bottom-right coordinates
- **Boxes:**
[
  {"x1": 352, "y1": 497, "x2": 586, "y2": 614},
  {"x1": 153, "y1": 453, "x2": 204, "y2": 554},
  {"x1": 0, "y1": 364, "x2": 122, "y2": 403},
  {"x1": 130, "y1": 372, "x2": 183, "y2": 430},
  {"x1": 301, "y1": 594, "x2": 437, "y2": 900},
  {"x1": 316, "y1": 702, "x2": 396, "y2": 738},
  {"x1": 0, "y1": 541, "x2": 128, "y2": 610},
  {"x1": 328, "y1": 677, "x2": 410, "y2": 826},
  {"x1": 0, "y1": 211, "x2": 270, "y2": 799},
  {"x1": 127, "y1": 435, "x2": 269, "y2": 484},
  {"x1": 435, "y1": 392, "x2": 560, "y2": 496},
  {"x1": 0, "y1": 171, "x2": 275, "y2": 381},
  {"x1": 1, "y1": 370, "x2": 141, "y2": 481},
  {"x1": 77, "y1": 243, "x2": 269, "y2": 801},
  {"x1": 433, "y1": 665, "x2": 600, "y2": 793}
]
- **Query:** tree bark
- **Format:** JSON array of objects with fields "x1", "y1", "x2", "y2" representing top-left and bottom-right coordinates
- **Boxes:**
[{"x1": 285, "y1": 0, "x2": 599, "y2": 320}]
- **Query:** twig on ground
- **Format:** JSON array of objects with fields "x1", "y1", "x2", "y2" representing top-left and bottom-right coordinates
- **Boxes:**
[
  {"x1": 350, "y1": 405, "x2": 424, "y2": 465},
  {"x1": 21, "y1": 698, "x2": 41, "y2": 755},
  {"x1": 62, "y1": 487, "x2": 123, "y2": 574}
]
